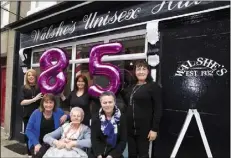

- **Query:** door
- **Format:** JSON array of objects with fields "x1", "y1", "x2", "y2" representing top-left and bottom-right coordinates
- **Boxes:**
[
  {"x1": 1, "y1": 67, "x2": 6, "y2": 127},
  {"x1": 157, "y1": 9, "x2": 230, "y2": 158}
]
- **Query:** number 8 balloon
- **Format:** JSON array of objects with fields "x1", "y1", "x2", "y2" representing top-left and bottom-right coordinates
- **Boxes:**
[
  {"x1": 88, "y1": 43, "x2": 123, "y2": 97},
  {"x1": 38, "y1": 48, "x2": 69, "y2": 95}
]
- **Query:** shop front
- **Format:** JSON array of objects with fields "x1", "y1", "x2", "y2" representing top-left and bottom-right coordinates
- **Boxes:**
[{"x1": 8, "y1": 1, "x2": 230, "y2": 157}]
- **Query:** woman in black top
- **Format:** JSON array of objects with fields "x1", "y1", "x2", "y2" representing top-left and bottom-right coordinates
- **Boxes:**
[
  {"x1": 60, "y1": 74, "x2": 91, "y2": 126},
  {"x1": 122, "y1": 60, "x2": 162, "y2": 158},
  {"x1": 20, "y1": 69, "x2": 43, "y2": 156},
  {"x1": 88, "y1": 91, "x2": 127, "y2": 158}
]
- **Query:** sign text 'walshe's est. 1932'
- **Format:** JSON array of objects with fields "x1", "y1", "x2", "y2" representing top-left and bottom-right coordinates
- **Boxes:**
[{"x1": 175, "y1": 57, "x2": 228, "y2": 77}]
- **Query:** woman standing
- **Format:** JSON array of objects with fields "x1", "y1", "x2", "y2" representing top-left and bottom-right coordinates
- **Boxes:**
[
  {"x1": 60, "y1": 74, "x2": 91, "y2": 126},
  {"x1": 89, "y1": 91, "x2": 127, "y2": 158},
  {"x1": 20, "y1": 69, "x2": 43, "y2": 156},
  {"x1": 122, "y1": 60, "x2": 162, "y2": 158},
  {"x1": 26, "y1": 93, "x2": 68, "y2": 158}
]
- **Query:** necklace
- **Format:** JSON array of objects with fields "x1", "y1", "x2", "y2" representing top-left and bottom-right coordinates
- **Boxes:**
[{"x1": 129, "y1": 84, "x2": 144, "y2": 106}]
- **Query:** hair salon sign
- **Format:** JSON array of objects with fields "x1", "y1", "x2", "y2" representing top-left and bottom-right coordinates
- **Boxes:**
[
  {"x1": 20, "y1": 1, "x2": 228, "y2": 47},
  {"x1": 175, "y1": 57, "x2": 228, "y2": 77}
]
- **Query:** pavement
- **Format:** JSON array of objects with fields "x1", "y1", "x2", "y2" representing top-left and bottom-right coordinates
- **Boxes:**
[
  {"x1": 1, "y1": 129, "x2": 26, "y2": 158},
  {"x1": 1, "y1": 128, "x2": 128, "y2": 158}
]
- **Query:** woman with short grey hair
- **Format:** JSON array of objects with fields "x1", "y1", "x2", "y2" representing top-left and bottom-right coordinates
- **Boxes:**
[{"x1": 43, "y1": 107, "x2": 91, "y2": 157}]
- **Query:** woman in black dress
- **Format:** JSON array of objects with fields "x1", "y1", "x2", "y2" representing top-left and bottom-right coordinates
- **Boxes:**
[
  {"x1": 122, "y1": 60, "x2": 162, "y2": 158},
  {"x1": 20, "y1": 69, "x2": 43, "y2": 156},
  {"x1": 60, "y1": 74, "x2": 91, "y2": 126}
]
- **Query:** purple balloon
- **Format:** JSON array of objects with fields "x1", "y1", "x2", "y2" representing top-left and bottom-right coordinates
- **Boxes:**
[
  {"x1": 38, "y1": 48, "x2": 69, "y2": 95},
  {"x1": 88, "y1": 43, "x2": 122, "y2": 97}
]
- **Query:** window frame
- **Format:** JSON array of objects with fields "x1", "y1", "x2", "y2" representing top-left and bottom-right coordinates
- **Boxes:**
[
  {"x1": 1, "y1": 2, "x2": 10, "y2": 28},
  {"x1": 31, "y1": 29, "x2": 147, "y2": 91}
]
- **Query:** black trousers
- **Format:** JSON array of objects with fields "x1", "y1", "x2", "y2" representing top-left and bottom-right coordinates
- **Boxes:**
[
  {"x1": 128, "y1": 134, "x2": 150, "y2": 158},
  {"x1": 23, "y1": 118, "x2": 31, "y2": 155},
  {"x1": 30, "y1": 143, "x2": 50, "y2": 158}
]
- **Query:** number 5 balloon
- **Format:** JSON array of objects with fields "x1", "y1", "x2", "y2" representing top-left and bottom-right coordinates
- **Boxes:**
[
  {"x1": 89, "y1": 43, "x2": 122, "y2": 97},
  {"x1": 38, "y1": 48, "x2": 69, "y2": 95}
]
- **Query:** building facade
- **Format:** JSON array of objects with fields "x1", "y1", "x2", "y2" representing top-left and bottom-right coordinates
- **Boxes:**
[
  {"x1": 6, "y1": 1, "x2": 230, "y2": 157},
  {"x1": 1, "y1": 1, "x2": 59, "y2": 138}
]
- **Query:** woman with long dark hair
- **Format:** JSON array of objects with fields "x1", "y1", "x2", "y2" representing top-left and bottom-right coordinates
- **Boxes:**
[
  {"x1": 122, "y1": 60, "x2": 162, "y2": 158},
  {"x1": 60, "y1": 74, "x2": 91, "y2": 126}
]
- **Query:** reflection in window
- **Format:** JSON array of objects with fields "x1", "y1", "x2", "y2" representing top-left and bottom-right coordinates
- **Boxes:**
[
  {"x1": 76, "y1": 41, "x2": 104, "y2": 59},
  {"x1": 32, "y1": 47, "x2": 72, "y2": 64}
]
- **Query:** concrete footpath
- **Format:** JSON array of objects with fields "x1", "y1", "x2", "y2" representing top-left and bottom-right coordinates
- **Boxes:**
[{"x1": 1, "y1": 129, "x2": 25, "y2": 157}]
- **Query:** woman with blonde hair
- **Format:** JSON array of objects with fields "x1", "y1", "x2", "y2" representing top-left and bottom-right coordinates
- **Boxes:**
[
  {"x1": 20, "y1": 69, "x2": 43, "y2": 156},
  {"x1": 43, "y1": 107, "x2": 91, "y2": 157}
]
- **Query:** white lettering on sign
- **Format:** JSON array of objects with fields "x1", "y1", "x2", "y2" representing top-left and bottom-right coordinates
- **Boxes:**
[
  {"x1": 30, "y1": 1, "x2": 203, "y2": 43},
  {"x1": 31, "y1": 21, "x2": 76, "y2": 42},
  {"x1": 175, "y1": 57, "x2": 228, "y2": 77},
  {"x1": 151, "y1": 1, "x2": 201, "y2": 14},
  {"x1": 83, "y1": 8, "x2": 141, "y2": 29}
]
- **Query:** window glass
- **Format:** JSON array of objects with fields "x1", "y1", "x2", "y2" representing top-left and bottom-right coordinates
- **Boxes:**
[{"x1": 32, "y1": 47, "x2": 72, "y2": 64}]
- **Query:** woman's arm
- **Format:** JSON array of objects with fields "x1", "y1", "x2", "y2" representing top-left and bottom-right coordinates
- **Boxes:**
[
  {"x1": 108, "y1": 114, "x2": 127, "y2": 157},
  {"x1": 150, "y1": 83, "x2": 162, "y2": 132},
  {"x1": 91, "y1": 115, "x2": 105, "y2": 157},
  {"x1": 21, "y1": 93, "x2": 43, "y2": 106},
  {"x1": 43, "y1": 127, "x2": 63, "y2": 146},
  {"x1": 19, "y1": 86, "x2": 37, "y2": 106},
  {"x1": 25, "y1": 110, "x2": 40, "y2": 146},
  {"x1": 76, "y1": 126, "x2": 91, "y2": 148}
]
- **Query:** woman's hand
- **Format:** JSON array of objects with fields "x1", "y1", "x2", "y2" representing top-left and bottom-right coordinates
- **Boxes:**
[
  {"x1": 34, "y1": 144, "x2": 41, "y2": 155},
  {"x1": 54, "y1": 140, "x2": 66, "y2": 149},
  {"x1": 65, "y1": 141, "x2": 76, "y2": 150},
  {"x1": 147, "y1": 130, "x2": 157, "y2": 141},
  {"x1": 60, "y1": 115, "x2": 68, "y2": 124},
  {"x1": 60, "y1": 91, "x2": 66, "y2": 101},
  {"x1": 97, "y1": 155, "x2": 102, "y2": 158},
  {"x1": 33, "y1": 93, "x2": 43, "y2": 102}
]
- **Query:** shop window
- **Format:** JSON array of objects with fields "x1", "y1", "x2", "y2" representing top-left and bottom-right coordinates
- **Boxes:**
[
  {"x1": 1, "y1": 1, "x2": 10, "y2": 28},
  {"x1": 33, "y1": 62, "x2": 72, "y2": 107},
  {"x1": 32, "y1": 46, "x2": 72, "y2": 107},
  {"x1": 109, "y1": 34, "x2": 146, "y2": 84},
  {"x1": 32, "y1": 47, "x2": 72, "y2": 64},
  {"x1": 27, "y1": 1, "x2": 57, "y2": 16},
  {"x1": 76, "y1": 41, "x2": 104, "y2": 59}
]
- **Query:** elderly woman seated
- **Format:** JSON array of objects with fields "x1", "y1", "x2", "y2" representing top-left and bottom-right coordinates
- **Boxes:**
[{"x1": 42, "y1": 107, "x2": 91, "y2": 157}]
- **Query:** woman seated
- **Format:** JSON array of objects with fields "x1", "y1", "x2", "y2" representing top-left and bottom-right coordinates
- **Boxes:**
[
  {"x1": 43, "y1": 107, "x2": 91, "y2": 157},
  {"x1": 88, "y1": 91, "x2": 127, "y2": 158},
  {"x1": 26, "y1": 93, "x2": 69, "y2": 158}
]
